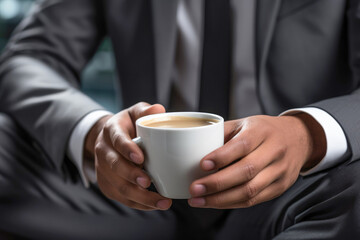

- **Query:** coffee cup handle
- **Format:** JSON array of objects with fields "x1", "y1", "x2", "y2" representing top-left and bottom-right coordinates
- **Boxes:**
[
  {"x1": 132, "y1": 136, "x2": 143, "y2": 148},
  {"x1": 132, "y1": 136, "x2": 150, "y2": 177}
]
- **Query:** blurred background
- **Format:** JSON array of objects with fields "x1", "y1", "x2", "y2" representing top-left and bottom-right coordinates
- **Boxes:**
[{"x1": 0, "y1": 0, "x2": 120, "y2": 112}]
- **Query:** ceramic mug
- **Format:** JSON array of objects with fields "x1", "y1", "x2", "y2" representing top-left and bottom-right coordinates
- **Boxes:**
[{"x1": 133, "y1": 112, "x2": 224, "y2": 199}]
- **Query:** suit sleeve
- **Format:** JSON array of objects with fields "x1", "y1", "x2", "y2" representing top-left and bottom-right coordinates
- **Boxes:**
[
  {"x1": 309, "y1": 0, "x2": 360, "y2": 163},
  {"x1": 0, "y1": 0, "x2": 106, "y2": 171}
]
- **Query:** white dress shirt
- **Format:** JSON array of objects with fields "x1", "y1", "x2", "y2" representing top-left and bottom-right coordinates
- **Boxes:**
[
  {"x1": 67, "y1": 110, "x2": 112, "y2": 187},
  {"x1": 67, "y1": 0, "x2": 348, "y2": 187}
]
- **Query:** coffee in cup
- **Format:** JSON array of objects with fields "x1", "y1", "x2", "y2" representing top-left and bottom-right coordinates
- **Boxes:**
[{"x1": 140, "y1": 115, "x2": 219, "y2": 128}]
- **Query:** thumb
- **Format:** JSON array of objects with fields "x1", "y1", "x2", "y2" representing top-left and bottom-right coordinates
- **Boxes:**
[{"x1": 129, "y1": 102, "x2": 166, "y2": 122}]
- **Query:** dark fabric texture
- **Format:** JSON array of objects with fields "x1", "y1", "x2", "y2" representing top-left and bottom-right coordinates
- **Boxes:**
[
  {"x1": 0, "y1": 113, "x2": 359, "y2": 239},
  {"x1": 308, "y1": 0, "x2": 360, "y2": 163},
  {"x1": 102, "y1": 0, "x2": 158, "y2": 108},
  {"x1": 0, "y1": 0, "x2": 106, "y2": 171},
  {"x1": 0, "y1": 57, "x2": 103, "y2": 173},
  {"x1": 0, "y1": 0, "x2": 360, "y2": 239}
]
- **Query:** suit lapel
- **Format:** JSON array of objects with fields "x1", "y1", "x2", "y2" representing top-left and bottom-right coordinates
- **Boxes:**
[
  {"x1": 152, "y1": 0, "x2": 179, "y2": 108},
  {"x1": 256, "y1": 0, "x2": 282, "y2": 77}
]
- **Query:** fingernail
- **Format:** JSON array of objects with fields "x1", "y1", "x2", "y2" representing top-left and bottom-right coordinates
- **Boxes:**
[
  {"x1": 189, "y1": 198, "x2": 205, "y2": 207},
  {"x1": 156, "y1": 200, "x2": 170, "y2": 210},
  {"x1": 136, "y1": 177, "x2": 148, "y2": 188},
  {"x1": 130, "y1": 152, "x2": 142, "y2": 164},
  {"x1": 202, "y1": 160, "x2": 215, "y2": 171},
  {"x1": 192, "y1": 184, "x2": 206, "y2": 196}
]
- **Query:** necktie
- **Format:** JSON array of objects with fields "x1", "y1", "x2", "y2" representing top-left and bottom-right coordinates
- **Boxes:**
[{"x1": 199, "y1": 0, "x2": 231, "y2": 119}]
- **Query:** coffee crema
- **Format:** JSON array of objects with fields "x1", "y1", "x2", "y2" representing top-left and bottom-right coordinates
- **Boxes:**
[{"x1": 140, "y1": 116, "x2": 219, "y2": 128}]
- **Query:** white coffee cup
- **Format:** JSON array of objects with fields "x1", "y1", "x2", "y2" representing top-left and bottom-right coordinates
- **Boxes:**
[{"x1": 133, "y1": 112, "x2": 224, "y2": 199}]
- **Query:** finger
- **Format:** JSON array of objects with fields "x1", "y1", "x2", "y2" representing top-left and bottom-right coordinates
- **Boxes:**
[
  {"x1": 223, "y1": 120, "x2": 243, "y2": 142},
  {"x1": 200, "y1": 126, "x2": 264, "y2": 171},
  {"x1": 106, "y1": 174, "x2": 172, "y2": 210},
  {"x1": 224, "y1": 181, "x2": 286, "y2": 209},
  {"x1": 191, "y1": 141, "x2": 283, "y2": 197},
  {"x1": 95, "y1": 145, "x2": 151, "y2": 188},
  {"x1": 188, "y1": 161, "x2": 284, "y2": 209},
  {"x1": 104, "y1": 103, "x2": 165, "y2": 165},
  {"x1": 102, "y1": 116, "x2": 144, "y2": 165},
  {"x1": 98, "y1": 170, "x2": 172, "y2": 210},
  {"x1": 97, "y1": 171, "x2": 156, "y2": 211},
  {"x1": 127, "y1": 102, "x2": 166, "y2": 124},
  {"x1": 97, "y1": 152, "x2": 172, "y2": 211},
  {"x1": 121, "y1": 184, "x2": 172, "y2": 211}
]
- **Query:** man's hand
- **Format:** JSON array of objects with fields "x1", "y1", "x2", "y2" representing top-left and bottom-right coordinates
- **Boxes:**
[
  {"x1": 188, "y1": 113, "x2": 326, "y2": 209},
  {"x1": 84, "y1": 102, "x2": 172, "y2": 211}
]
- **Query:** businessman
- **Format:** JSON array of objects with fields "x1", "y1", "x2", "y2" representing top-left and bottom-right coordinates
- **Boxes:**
[{"x1": 0, "y1": 0, "x2": 360, "y2": 239}]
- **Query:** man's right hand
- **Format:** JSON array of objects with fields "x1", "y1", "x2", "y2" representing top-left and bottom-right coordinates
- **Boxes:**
[{"x1": 84, "y1": 102, "x2": 172, "y2": 211}]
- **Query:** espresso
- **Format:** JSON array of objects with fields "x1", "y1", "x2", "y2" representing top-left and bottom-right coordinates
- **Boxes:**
[{"x1": 141, "y1": 116, "x2": 218, "y2": 128}]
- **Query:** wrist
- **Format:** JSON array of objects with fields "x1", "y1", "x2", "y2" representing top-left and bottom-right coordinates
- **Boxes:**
[
  {"x1": 84, "y1": 115, "x2": 113, "y2": 160},
  {"x1": 291, "y1": 113, "x2": 327, "y2": 171}
]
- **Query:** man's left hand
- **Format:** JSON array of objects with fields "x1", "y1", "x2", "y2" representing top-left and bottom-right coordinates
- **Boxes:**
[{"x1": 188, "y1": 114, "x2": 326, "y2": 209}]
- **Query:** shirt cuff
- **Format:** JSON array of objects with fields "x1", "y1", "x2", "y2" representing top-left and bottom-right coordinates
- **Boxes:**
[
  {"x1": 280, "y1": 107, "x2": 348, "y2": 176},
  {"x1": 67, "y1": 110, "x2": 113, "y2": 187}
]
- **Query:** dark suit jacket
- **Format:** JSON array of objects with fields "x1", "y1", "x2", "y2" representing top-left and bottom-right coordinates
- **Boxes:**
[{"x1": 0, "y1": 0, "x2": 359, "y2": 174}]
